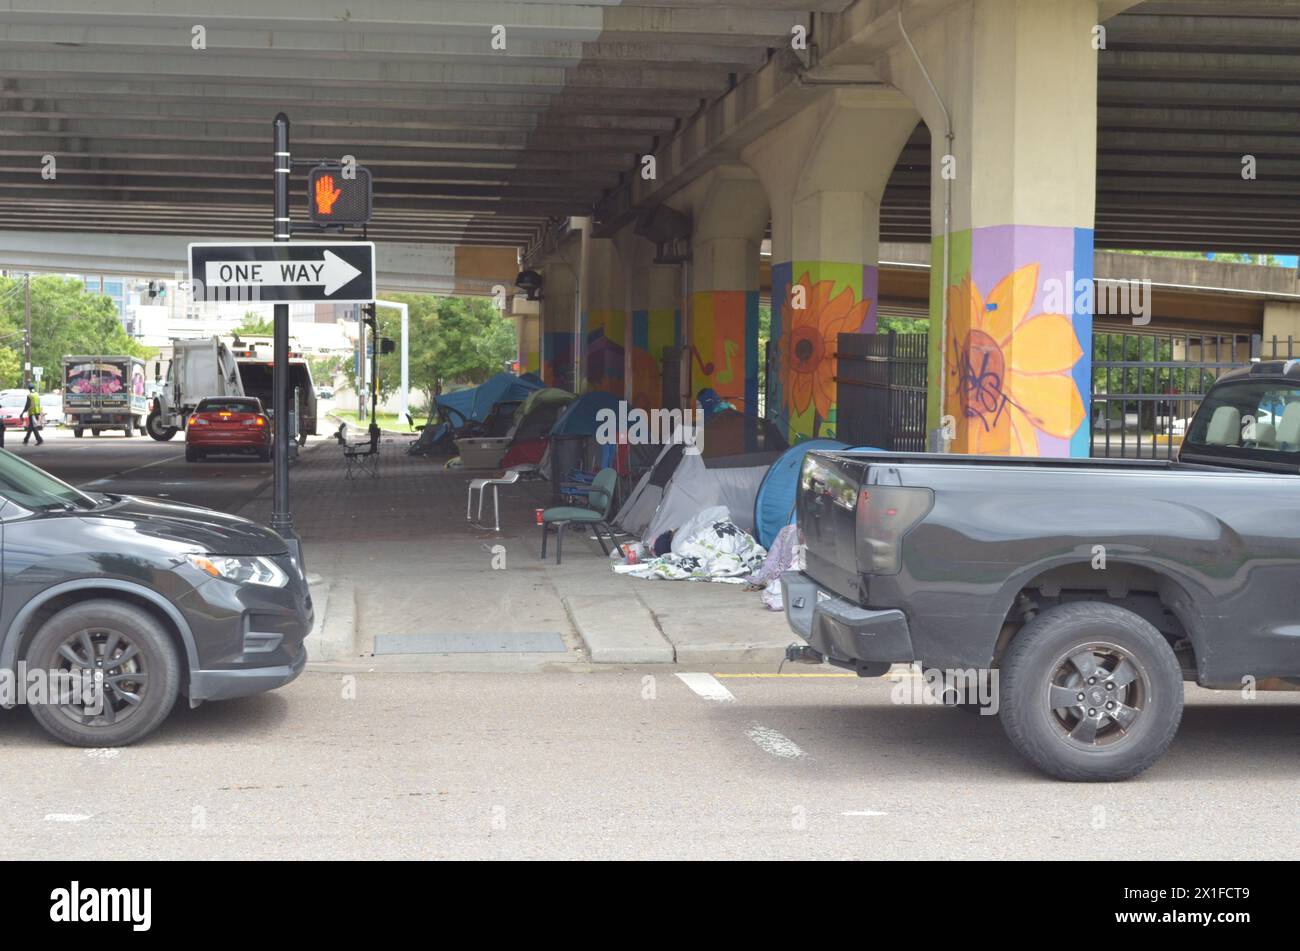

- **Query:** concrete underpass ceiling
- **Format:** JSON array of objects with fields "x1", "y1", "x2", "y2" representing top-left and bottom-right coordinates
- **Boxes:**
[{"x1": 0, "y1": 0, "x2": 1297, "y2": 255}]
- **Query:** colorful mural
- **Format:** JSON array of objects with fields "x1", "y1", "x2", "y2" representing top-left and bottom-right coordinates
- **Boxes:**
[
  {"x1": 585, "y1": 308, "x2": 626, "y2": 396},
  {"x1": 631, "y1": 307, "x2": 680, "y2": 409},
  {"x1": 690, "y1": 290, "x2": 758, "y2": 413},
  {"x1": 928, "y1": 225, "x2": 1093, "y2": 457},
  {"x1": 542, "y1": 330, "x2": 575, "y2": 392},
  {"x1": 770, "y1": 262, "x2": 878, "y2": 441}
]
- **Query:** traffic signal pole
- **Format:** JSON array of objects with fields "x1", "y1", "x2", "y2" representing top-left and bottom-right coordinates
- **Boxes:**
[{"x1": 271, "y1": 113, "x2": 302, "y2": 564}]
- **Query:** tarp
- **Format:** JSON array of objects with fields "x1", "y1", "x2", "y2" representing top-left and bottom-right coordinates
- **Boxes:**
[
  {"x1": 435, "y1": 372, "x2": 544, "y2": 426},
  {"x1": 752, "y1": 438, "x2": 848, "y2": 548},
  {"x1": 509, "y1": 387, "x2": 574, "y2": 442},
  {"x1": 550, "y1": 391, "x2": 621, "y2": 437}
]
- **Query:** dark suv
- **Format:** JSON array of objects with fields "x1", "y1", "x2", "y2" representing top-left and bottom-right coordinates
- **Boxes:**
[{"x1": 0, "y1": 450, "x2": 311, "y2": 746}]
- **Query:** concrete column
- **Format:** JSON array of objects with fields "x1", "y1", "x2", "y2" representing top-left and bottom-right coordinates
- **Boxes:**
[
  {"x1": 618, "y1": 231, "x2": 682, "y2": 410},
  {"x1": 884, "y1": 0, "x2": 1099, "y2": 456},
  {"x1": 539, "y1": 252, "x2": 576, "y2": 391},
  {"x1": 680, "y1": 166, "x2": 768, "y2": 412},
  {"x1": 1262, "y1": 301, "x2": 1300, "y2": 356},
  {"x1": 745, "y1": 88, "x2": 920, "y2": 440},
  {"x1": 583, "y1": 237, "x2": 627, "y2": 397}
]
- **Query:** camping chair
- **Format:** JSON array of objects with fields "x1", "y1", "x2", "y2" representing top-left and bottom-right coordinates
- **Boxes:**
[
  {"x1": 539, "y1": 467, "x2": 618, "y2": 565},
  {"x1": 339, "y1": 424, "x2": 381, "y2": 479}
]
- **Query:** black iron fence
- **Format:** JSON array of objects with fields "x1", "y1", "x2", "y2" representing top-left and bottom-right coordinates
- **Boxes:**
[
  {"x1": 1091, "y1": 332, "x2": 1296, "y2": 459},
  {"x1": 834, "y1": 331, "x2": 928, "y2": 451}
]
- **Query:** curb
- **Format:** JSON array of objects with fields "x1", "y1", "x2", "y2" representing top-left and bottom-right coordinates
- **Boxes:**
[
  {"x1": 564, "y1": 595, "x2": 675, "y2": 664},
  {"x1": 306, "y1": 579, "x2": 357, "y2": 663}
]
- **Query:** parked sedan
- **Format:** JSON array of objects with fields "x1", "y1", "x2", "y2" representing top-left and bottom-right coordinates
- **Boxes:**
[
  {"x1": 0, "y1": 448, "x2": 311, "y2": 745},
  {"x1": 0, "y1": 389, "x2": 42, "y2": 432},
  {"x1": 185, "y1": 396, "x2": 271, "y2": 462}
]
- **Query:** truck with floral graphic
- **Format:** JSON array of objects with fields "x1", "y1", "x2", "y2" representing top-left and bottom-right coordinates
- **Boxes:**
[
  {"x1": 783, "y1": 360, "x2": 1300, "y2": 783},
  {"x1": 61, "y1": 355, "x2": 149, "y2": 438}
]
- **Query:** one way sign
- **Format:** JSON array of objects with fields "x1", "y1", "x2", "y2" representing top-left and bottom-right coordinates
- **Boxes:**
[{"x1": 189, "y1": 241, "x2": 375, "y2": 304}]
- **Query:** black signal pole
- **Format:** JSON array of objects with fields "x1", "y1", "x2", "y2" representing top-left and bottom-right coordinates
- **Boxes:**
[{"x1": 271, "y1": 113, "x2": 301, "y2": 563}]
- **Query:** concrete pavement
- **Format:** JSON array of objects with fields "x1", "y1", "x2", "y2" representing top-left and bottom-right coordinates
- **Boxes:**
[{"x1": 1, "y1": 670, "x2": 1294, "y2": 860}]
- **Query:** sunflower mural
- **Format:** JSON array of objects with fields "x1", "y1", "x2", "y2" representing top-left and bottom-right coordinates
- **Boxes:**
[
  {"x1": 945, "y1": 262, "x2": 1086, "y2": 455},
  {"x1": 782, "y1": 272, "x2": 872, "y2": 439}
]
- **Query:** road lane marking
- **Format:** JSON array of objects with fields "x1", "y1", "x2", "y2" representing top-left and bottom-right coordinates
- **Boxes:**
[
  {"x1": 675, "y1": 672, "x2": 735, "y2": 703},
  {"x1": 43, "y1": 814, "x2": 93, "y2": 822},
  {"x1": 745, "y1": 723, "x2": 805, "y2": 759},
  {"x1": 842, "y1": 810, "x2": 888, "y2": 817},
  {"x1": 84, "y1": 453, "x2": 185, "y2": 486},
  {"x1": 714, "y1": 673, "x2": 856, "y2": 679}
]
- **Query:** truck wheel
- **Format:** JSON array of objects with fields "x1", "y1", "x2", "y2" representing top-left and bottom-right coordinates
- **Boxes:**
[
  {"x1": 92, "y1": 429, "x2": 101, "y2": 437},
  {"x1": 999, "y1": 602, "x2": 1183, "y2": 782},
  {"x1": 73, "y1": 428, "x2": 84, "y2": 438},
  {"x1": 24, "y1": 600, "x2": 181, "y2": 747},
  {"x1": 146, "y1": 411, "x2": 178, "y2": 442},
  {"x1": 124, "y1": 425, "x2": 133, "y2": 438}
]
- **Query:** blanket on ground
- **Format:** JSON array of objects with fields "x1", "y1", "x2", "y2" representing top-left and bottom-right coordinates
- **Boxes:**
[{"x1": 613, "y1": 517, "x2": 766, "y2": 583}]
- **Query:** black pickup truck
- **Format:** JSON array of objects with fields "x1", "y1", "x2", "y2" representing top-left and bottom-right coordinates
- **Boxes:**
[{"x1": 783, "y1": 360, "x2": 1300, "y2": 781}]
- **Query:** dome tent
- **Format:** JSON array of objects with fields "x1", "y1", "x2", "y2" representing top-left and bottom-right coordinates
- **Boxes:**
[{"x1": 752, "y1": 439, "x2": 848, "y2": 548}]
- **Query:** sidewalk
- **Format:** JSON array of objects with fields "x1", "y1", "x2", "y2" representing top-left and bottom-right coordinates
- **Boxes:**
[{"x1": 240, "y1": 436, "x2": 797, "y2": 671}]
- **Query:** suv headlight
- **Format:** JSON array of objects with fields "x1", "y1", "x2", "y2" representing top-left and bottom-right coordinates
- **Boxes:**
[{"x1": 187, "y1": 554, "x2": 288, "y2": 588}]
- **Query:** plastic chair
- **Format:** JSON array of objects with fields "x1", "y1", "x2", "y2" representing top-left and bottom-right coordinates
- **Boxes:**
[
  {"x1": 539, "y1": 467, "x2": 617, "y2": 565},
  {"x1": 467, "y1": 468, "x2": 522, "y2": 531}
]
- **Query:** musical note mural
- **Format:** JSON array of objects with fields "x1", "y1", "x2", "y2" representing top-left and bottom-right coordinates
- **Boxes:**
[
  {"x1": 930, "y1": 225, "x2": 1092, "y2": 457},
  {"x1": 691, "y1": 290, "x2": 758, "y2": 411}
]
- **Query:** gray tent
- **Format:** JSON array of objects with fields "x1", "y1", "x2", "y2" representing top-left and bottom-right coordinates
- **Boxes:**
[{"x1": 614, "y1": 411, "x2": 786, "y2": 543}]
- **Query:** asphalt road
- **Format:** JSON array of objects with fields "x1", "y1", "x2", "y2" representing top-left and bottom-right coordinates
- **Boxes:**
[
  {"x1": 2, "y1": 425, "x2": 1296, "y2": 860},
  {"x1": 0, "y1": 670, "x2": 1296, "y2": 860},
  {"x1": 7, "y1": 424, "x2": 276, "y2": 515}
]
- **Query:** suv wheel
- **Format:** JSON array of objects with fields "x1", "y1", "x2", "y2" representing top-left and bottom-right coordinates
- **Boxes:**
[
  {"x1": 25, "y1": 600, "x2": 181, "y2": 747},
  {"x1": 999, "y1": 601, "x2": 1183, "y2": 782}
]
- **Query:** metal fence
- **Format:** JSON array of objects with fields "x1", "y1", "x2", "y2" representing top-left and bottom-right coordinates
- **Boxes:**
[
  {"x1": 834, "y1": 331, "x2": 929, "y2": 451},
  {"x1": 1090, "y1": 332, "x2": 1296, "y2": 459}
]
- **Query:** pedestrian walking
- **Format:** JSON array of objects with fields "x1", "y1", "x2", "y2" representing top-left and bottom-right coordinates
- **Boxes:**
[{"x1": 22, "y1": 385, "x2": 43, "y2": 446}]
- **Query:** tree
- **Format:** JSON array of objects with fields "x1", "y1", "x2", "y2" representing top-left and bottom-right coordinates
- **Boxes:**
[
  {"x1": 0, "y1": 348, "x2": 21, "y2": 389},
  {"x1": 343, "y1": 294, "x2": 517, "y2": 407},
  {"x1": 234, "y1": 313, "x2": 275, "y2": 336},
  {"x1": 0, "y1": 275, "x2": 147, "y2": 390}
]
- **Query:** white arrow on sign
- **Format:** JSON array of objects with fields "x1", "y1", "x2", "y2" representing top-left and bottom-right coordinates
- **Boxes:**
[{"x1": 204, "y1": 250, "x2": 361, "y2": 296}]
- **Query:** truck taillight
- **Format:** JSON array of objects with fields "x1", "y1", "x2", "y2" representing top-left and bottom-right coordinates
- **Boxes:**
[{"x1": 855, "y1": 486, "x2": 933, "y2": 575}]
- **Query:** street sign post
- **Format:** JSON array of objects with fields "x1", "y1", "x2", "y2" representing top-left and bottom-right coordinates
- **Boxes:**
[{"x1": 188, "y1": 241, "x2": 375, "y2": 304}]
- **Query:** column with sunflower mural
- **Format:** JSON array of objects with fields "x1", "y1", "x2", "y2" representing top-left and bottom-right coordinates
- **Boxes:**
[
  {"x1": 930, "y1": 226, "x2": 1093, "y2": 457},
  {"x1": 771, "y1": 261, "x2": 878, "y2": 442}
]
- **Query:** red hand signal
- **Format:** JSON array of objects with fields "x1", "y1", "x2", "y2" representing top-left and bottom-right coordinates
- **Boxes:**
[{"x1": 314, "y1": 174, "x2": 342, "y2": 215}]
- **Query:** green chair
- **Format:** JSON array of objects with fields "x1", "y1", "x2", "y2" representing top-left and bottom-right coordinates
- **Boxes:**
[{"x1": 540, "y1": 467, "x2": 618, "y2": 565}]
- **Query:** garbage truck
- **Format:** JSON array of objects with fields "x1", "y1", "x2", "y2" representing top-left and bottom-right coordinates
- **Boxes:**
[
  {"x1": 62, "y1": 355, "x2": 150, "y2": 438},
  {"x1": 146, "y1": 336, "x2": 244, "y2": 440}
]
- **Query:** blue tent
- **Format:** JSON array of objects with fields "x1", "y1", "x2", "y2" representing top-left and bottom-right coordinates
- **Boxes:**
[
  {"x1": 549, "y1": 391, "x2": 621, "y2": 437},
  {"x1": 435, "y1": 372, "x2": 544, "y2": 425},
  {"x1": 753, "y1": 439, "x2": 873, "y2": 548}
]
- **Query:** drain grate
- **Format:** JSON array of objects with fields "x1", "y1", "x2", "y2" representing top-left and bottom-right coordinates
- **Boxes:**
[{"x1": 372, "y1": 631, "x2": 567, "y2": 655}]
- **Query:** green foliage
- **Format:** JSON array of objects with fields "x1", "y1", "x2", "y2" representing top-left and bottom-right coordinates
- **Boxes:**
[
  {"x1": 0, "y1": 348, "x2": 21, "y2": 388},
  {"x1": 1114, "y1": 250, "x2": 1288, "y2": 267},
  {"x1": 877, "y1": 315, "x2": 931, "y2": 335},
  {"x1": 0, "y1": 275, "x2": 147, "y2": 390},
  {"x1": 234, "y1": 313, "x2": 275, "y2": 337},
  {"x1": 343, "y1": 294, "x2": 517, "y2": 405}
]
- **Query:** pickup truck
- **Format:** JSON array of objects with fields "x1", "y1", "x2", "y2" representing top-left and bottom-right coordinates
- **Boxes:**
[{"x1": 783, "y1": 360, "x2": 1300, "y2": 781}]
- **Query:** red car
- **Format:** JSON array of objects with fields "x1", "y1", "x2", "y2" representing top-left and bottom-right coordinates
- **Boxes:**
[{"x1": 185, "y1": 396, "x2": 271, "y2": 462}]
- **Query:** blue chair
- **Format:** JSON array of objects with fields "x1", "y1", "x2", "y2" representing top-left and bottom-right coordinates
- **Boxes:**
[{"x1": 540, "y1": 467, "x2": 618, "y2": 565}]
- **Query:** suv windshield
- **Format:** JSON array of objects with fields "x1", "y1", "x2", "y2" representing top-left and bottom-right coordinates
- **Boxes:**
[
  {"x1": 1183, "y1": 380, "x2": 1300, "y2": 468},
  {"x1": 0, "y1": 450, "x2": 96, "y2": 511}
]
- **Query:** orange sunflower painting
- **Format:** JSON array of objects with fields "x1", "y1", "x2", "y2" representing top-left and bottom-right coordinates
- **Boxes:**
[
  {"x1": 945, "y1": 263, "x2": 1085, "y2": 455},
  {"x1": 783, "y1": 274, "x2": 871, "y2": 428}
]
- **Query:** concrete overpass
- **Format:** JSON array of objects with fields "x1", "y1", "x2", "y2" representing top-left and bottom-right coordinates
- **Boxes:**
[{"x1": 2, "y1": 0, "x2": 1298, "y2": 455}]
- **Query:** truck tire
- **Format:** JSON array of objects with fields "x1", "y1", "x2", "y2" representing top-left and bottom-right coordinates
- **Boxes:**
[
  {"x1": 24, "y1": 599, "x2": 181, "y2": 747},
  {"x1": 999, "y1": 601, "x2": 1183, "y2": 782},
  {"x1": 146, "y1": 410, "x2": 178, "y2": 441},
  {"x1": 124, "y1": 424, "x2": 133, "y2": 438},
  {"x1": 73, "y1": 428, "x2": 83, "y2": 438},
  {"x1": 92, "y1": 429, "x2": 101, "y2": 437}
]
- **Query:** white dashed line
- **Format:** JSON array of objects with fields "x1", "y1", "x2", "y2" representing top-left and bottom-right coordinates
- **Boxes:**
[
  {"x1": 675, "y1": 672, "x2": 736, "y2": 703},
  {"x1": 842, "y1": 810, "x2": 888, "y2": 817},
  {"x1": 745, "y1": 723, "x2": 805, "y2": 759},
  {"x1": 43, "y1": 814, "x2": 93, "y2": 822}
]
